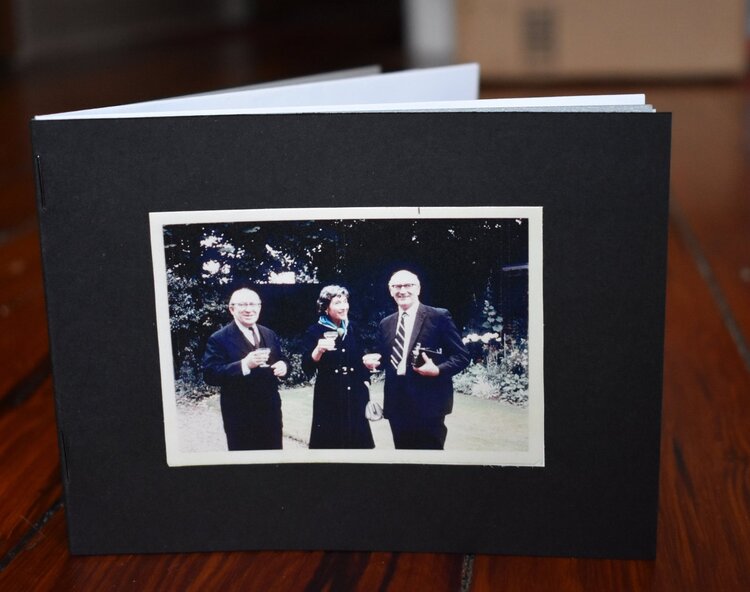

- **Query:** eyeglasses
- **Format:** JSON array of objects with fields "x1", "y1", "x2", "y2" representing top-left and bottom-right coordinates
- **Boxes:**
[
  {"x1": 389, "y1": 283, "x2": 416, "y2": 290},
  {"x1": 231, "y1": 302, "x2": 262, "y2": 309}
]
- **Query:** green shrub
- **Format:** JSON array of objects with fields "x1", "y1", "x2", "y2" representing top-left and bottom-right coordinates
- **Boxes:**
[
  {"x1": 175, "y1": 378, "x2": 219, "y2": 402},
  {"x1": 454, "y1": 336, "x2": 528, "y2": 406}
]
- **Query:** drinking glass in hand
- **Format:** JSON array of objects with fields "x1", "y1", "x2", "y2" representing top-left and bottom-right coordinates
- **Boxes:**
[
  {"x1": 255, "y1": 347, "x2": 271, "y2": 367},
  {"x1": 362, "y1": 353, "x2": 382, "y2": 373},
  {"x1": 322, "y1": 331, "x2": 339, "y2": 351}
]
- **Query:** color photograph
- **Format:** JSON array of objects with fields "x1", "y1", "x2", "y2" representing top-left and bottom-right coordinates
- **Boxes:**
[{"x1": 150, "y1": 206, "x2": 544, "y2": 466}]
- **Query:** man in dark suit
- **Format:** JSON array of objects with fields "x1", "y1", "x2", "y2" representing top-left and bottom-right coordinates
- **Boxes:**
[
  {"x1": 202, "y1": 288, "x2": 288, "y2": 450},
  {"x1": 364, "y1": 270, "x2": 470, "y2": 450}
]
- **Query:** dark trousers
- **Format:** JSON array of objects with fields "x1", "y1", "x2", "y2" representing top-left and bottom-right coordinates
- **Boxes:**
[
  {"x1": 222, "y1": 400, "x2": 282, "y2": 451},
  {"x1": 389, "y1": 415, "x2": 447, "y2": 450},
  {"x1": 387, "y1": 376, "x2": 448, "y2": 450}
]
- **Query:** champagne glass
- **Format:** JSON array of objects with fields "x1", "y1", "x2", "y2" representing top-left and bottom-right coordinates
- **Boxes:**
[
  {"x1": 255, "y1": 347, "x2": 271, "y2": 367},
  {"x1": 323, "y1": 330, "x2": 339, "y2": 351},
  {"x1": 363, "y1": 353, "x2": 382, "y2": 374}
]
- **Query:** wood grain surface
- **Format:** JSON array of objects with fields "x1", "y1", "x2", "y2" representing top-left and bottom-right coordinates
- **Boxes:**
[{"x1": 0, "y1": 28, "x2": 748, "y2": 591}]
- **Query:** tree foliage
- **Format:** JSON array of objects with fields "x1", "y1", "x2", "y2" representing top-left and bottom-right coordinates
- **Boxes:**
[{"x1": 162, "y1": 217, "x2": 529, "y2": 391}]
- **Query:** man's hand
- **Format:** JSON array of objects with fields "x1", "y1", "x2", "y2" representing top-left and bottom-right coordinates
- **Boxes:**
[
  {"x1": 271, "y1": 360, "x2": 288, "y2": 378},
  {"x1": 243, "y1": 350, "x2": 268, "y2": 370},
  {"x1": 413, "y1": 353, "x2": 440, "y2": 377}
]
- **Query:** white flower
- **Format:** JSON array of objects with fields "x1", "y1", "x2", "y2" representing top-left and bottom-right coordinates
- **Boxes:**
[
  {"x1": 268, "y1": 271, "x2": 296, "y2": 284},
  {"x1": 200, "y1": 235, "x2": 220, "y2": 248},
  {"x1": 202, "y1": 260, "x2": 220, "y2": 275}
]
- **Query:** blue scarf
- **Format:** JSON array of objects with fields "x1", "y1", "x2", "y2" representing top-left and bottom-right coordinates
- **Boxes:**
[{"x1": 318, "y1": 315, "x2": 348, "y2": 340}]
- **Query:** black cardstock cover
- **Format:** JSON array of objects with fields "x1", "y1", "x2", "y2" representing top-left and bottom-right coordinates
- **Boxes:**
[{"x1": 31, "y1": 112, "x2": 671, "y2": 557}]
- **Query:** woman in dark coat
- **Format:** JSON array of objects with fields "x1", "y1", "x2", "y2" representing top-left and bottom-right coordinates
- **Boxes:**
[{"x1": 301, "y1": 285, "x2": 375, "y2": 449}]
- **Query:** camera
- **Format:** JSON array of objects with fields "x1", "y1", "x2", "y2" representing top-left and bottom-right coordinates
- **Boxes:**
[{"x1": 410, "y1": 342, "x2": 443, "y2": 367}]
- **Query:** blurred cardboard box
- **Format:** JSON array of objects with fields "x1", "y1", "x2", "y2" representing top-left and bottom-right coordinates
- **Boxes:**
[{"x1": 456, "y1": 0, "x2": 746, "y2": 81}]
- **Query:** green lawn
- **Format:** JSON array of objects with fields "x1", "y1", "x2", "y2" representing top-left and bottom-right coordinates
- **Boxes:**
[{"x1": 281, "y1": 382, "x2": 528, "y2": 452}]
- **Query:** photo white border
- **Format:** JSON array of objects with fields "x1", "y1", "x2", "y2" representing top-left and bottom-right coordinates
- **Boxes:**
[{"x1": 149, "y1": 206, "x2": 544, "y2": 467}]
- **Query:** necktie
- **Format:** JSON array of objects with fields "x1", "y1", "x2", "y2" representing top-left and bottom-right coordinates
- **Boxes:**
[
  {"x1": 390, "y1": 312, "x2": 407, "y2": 370},
  {"x1": 248, "y1": 326, "x2": 260, "y2": 348}
]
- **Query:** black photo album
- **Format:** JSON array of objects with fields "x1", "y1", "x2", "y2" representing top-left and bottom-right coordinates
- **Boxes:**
[{"x1": 31, "y1": 64, "x2": 670, "y2": 557}]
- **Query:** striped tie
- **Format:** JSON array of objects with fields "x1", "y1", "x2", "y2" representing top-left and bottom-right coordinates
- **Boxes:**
[{"x1": 390, "y1": 312, "x2": 407, "y2": 370}]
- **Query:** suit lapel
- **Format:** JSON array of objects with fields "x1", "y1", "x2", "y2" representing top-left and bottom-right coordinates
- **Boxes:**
[
  {"x1": 386, "y1": 313, "x2": 398, "y2": 344},
  {"x1": 228, "y1": 321, "x2": 254, "y2": 354},
  {"x1": 256, "y1": 325, "x2": 269, "y2": 348}
]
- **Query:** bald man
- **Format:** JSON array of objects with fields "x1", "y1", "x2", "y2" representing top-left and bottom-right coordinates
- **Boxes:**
[
  {"x1": 202, "y1": 288, "x2": 288, "y2": 450},
  {"x1": 365, "y1": 270, "x2": 469, "y2": 450}
]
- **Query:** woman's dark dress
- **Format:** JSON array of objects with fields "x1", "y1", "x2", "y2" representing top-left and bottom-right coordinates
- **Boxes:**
[{"x1": 301, "y1": 323, "x2": 375, "y2": 449}]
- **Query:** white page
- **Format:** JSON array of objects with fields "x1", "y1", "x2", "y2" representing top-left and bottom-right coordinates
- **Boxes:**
[
  {"x1": 35, "y1": 63, "x2": 650, "y2": 121},
  {"x1": 37, "y1": 95, "x2": 652, "y2": 120},
  {"x1": 186, "y1": 66, "x2": 382, "y2": 97},
  {"x1": 36, "y1": 63, "x2": 480, "y2": 120}
]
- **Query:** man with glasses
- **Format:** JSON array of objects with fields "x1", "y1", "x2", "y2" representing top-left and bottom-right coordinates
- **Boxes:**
[
  {"x1": 364, "y1": 270, "x2": 469, "y2": 450},
  {"x1": 203, "y1": 287, "x2": 288, "y2": 450}
]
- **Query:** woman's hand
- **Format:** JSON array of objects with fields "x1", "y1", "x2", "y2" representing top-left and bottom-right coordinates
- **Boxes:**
[{"x1": 311, "y1": 337, "x2": 336, "y2": 362}]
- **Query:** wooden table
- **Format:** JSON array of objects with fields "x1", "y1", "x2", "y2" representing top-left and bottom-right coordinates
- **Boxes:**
[{"x1": 1, "y1": 35, "x2": 748, "y2": 590}]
